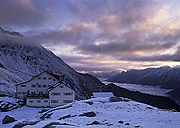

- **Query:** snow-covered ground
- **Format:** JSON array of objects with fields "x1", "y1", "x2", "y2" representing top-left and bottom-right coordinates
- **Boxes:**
[
  {"x1": 100, "y1": 78, "x2": 172, "y2": 97},
  {"x1": 1, "y1": 96, "x2": 180, "y2": 128},
  {"x1": 0, "y1": 96, "x2": 44, "y2": 127}
]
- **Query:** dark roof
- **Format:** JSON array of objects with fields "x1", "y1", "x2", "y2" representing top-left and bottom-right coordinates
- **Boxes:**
[
  {"x1": 47, "y1": 81, "x2": 66, "y2": 92},
  {"x1": 15, "y1": 71, "x2": 60, "y2": 86}
]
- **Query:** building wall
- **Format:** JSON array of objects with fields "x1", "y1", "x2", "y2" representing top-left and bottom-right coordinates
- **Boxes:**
[
  {"x1": 49, "y1": 83, "x2": 75, "y2": 107},
  {"x1": 16, "y1": 72, "x2": 59, "y2": 98},
  {"x1": 27, "y1": 98, "x2": 49, "y2": 107}
]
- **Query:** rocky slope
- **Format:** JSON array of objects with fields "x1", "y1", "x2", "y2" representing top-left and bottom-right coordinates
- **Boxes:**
[{"x1": 0, "y1": 28, "x2": 105, "y2": 99}]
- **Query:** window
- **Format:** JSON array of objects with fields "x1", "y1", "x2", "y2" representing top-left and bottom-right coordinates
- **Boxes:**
[
  {"x1": 63, "y1": 92, "x2": 73, "y2": 95},
  {"x1": 59, "y1": 85, "x2": 64, "y2": 88},
  {"x1": 21, "y1": 85, "x2": 26, "y2": 87},
  {"x1": 38, "y1": 77, "x2": 41, "y2": 80},
  {"x1": 63, "y1": 100, "x2": 73, "y2": 103},
  {"x1": 44, "y1": 100, "x2": 48, "y2": 103},
  {"x1": 29, "y1": 100, "x2": 34, "y2": 103},
  {"x1": 43, "y1": 85, "x2": 47, "y2": 87},
  {"x1": 18, "y1": 92, "x2": 26, "y2": 94},
  {"x1": 18, "y1": 92, "x2": 24, "y2": 94},
  {"x1": 51, "y1": 92, "x2": 61, "y2": 96},
  {"x1": 51, "y1": 100, "x2": 58, "y2": 103},
  {"x1": 48, "y1": 77, "x2": 52, "y2": 80},
  {"x1": 39, "y1": 92, "x2": 43, "y2": 94},
  {"x1": 32, "y1": 85, "x2": 36, "y2": 87},
  {"x1": 43, "y1": 77, "x2": 47, "y2": 80},
  {"x1": 38, "y1": 85, "x2": 41, "y2": 88},
  {"x1": 37, "y1": 100, "x2": 41, "y2": 103}
]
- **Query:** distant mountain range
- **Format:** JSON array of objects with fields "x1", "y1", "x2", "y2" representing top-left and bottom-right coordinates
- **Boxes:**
[
  {"x1": 90, "y1": 70, "x2": 121, "y2": 79},
  {"x1": 0, "y1": 27, "x2": 105, "y2": 99},
  {"x1": 107, "y1": 66, "x2": 180, "y2": 100}
]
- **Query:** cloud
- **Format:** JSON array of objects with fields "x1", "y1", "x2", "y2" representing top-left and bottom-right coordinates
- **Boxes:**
[
  {"x1": 35, "y1": 21, "x2": 97, "y2": 45},
  {"x1": 0, "y1": 0, "x2": 45, "y2": 27},
  {"x1": 36, "y1": 0, "x2": 177, "y2": 57},
  {"x1": 0, "y1": 27, "x2": 40, "y2": 46},
  {"x1": 1, "y1": 0, "x2": 180, "y2": 72},
  {"x1": 121, "y1": 47, "x2": 180, "y2": 62}
]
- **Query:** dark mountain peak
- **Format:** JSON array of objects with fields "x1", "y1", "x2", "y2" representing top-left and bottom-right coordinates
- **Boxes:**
[
  {"x1": 0, "y1": 27, "x2": 22, "y2": 36},
  {"x1": 108, "y1": 66, "x2": 180, "y2": 89}
]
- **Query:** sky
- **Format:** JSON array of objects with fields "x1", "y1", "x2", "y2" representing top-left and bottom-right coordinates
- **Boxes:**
[{"x1": 1, "y1": 0, "x2": 180, "y2": 73}]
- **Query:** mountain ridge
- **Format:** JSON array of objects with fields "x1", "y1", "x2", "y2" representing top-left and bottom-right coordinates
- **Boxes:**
[
  {"x1": 107, "y1": 66, "x2": 180, "y2": 89},
  {"x1": 0, "y1": 28, "x2": 105, "y2": 99}
]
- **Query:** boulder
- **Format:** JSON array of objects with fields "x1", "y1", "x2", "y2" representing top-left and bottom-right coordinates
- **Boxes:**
[
  {"x1": 79, "y1": 112, "x2": 96, "y2": 117},
  {"x1": 2, "y1": 115, "x2": 17, "y2": 124}
]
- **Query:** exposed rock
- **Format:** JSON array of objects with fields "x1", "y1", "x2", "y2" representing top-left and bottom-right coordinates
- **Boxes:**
[
  {"x1": 58, "y1": 114, "x2": 76, "y2": 120},
  {"x1": 12, "y1": 120, "x2": 39, "y2": 128},
  {"x1": 118, "y1": 120, "x2": 124, "y2": 124},
  {"x1": 85, "y1": 101, "x2": 93, "y2": 105},
  {"x1": 40, "y1": 113, "x2": 53, "y2": 120},
  {"x1": 125, "y1": 123, "x2": 130, "y2": 125},
  {"x1": 2, "y1": 115, "x2": 17, "y2": 124},
  {"x1": 87, "y1": 121, "x2": 100, "y2": 125},
  {"x1": 135, "y1": 125, "x2": 141, "y2": 128},
  {"x1": 79, "y1": 112, "x2": 96, "y2": 117},
  {"x1": 109, "y1": 97, "x2": 129, "y2": 102},
  {"x1": 0, "y1": 99, "x2": 24, "y2": 112},
  {"x1": 43, "y1": 122, "x2": 77, "y2": 128}
]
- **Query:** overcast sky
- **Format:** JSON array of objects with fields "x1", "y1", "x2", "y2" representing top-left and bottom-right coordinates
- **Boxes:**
[{"x1": 1, "y1": 0, "x2": 180, "y2": 73}]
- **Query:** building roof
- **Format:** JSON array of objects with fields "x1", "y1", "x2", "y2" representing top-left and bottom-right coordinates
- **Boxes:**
[
  {"x1": 47, "y1": 81, "x2": 74, "y2": 92},
  {"x1": 93, "y1": 92, "x2": 114, "y2": 97},
  {"x1": 15, "y1": 71, "x2": 60, "y2": 86}
]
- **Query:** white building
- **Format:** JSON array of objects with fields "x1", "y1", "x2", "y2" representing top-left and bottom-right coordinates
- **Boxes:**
[{"x1": 15, "y1": 71, "x2": 75, "y2": 107}]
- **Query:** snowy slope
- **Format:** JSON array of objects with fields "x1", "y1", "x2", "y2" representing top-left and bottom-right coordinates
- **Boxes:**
[
  {"x1": 0, "y1": 28, "x2": 104, "y2": 99},
  {"x1": 0, "y1": 67, "x2": 23, "y2": 95},
  {"x1": 1, "y1": 97, "x2": 180, "y2": 128}
]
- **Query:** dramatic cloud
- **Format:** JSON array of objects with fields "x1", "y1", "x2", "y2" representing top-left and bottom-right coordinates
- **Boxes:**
[
  {"x1": 39, "y1": 1, "x2": 177, "y2": 55},
  {"x1": 0, "y1": 0, "x2": 44, "y2": 27},
  {"x1": 121, "y1": 47, "x2": 180, "y2": 62},
  {"x1": 35, "y1": 21, "x2": 97, "y2": 45},
  {"x1": 0, "y1": 27, "x2": 40, "y2": 46},
  {"x1": 1, "y1": 0, "x2": 180, "y2": 72}
]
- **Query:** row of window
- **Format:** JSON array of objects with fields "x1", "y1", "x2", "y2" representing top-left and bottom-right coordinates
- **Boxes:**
[
  {"x1": 64, "y1": 92, "x2": 73, "y2": 95},
  {"x1": 29, "y1": 99, "x2": 48, "y2": 103},
  {"x1": 17, "y1": 92, "x2": 26, "y2": 94},
  {"x1": 51, "y1": 92, "x2": 61, "y2": 96},
  {"x1": 63, "y1": 100, "x2": 73, "y2": 103},
  {"x1": 20, "y1": 85, "x2": 52, "y2": 88},
  {"x1": 51, "y1": 92, "x2": 73, "y2": 96},
  {"x1": 18, "y1": 91, "x2": 73, "y2": 95},
  {"x1": 29, "y1": 99, "x2": 73, "y2": 103},
  {"x1": 51, "y1": 100, "x2": 73, "y2": 103},
  {"x1": 32, "y1": 85, "x2": 51, "y2": 88},
  {"x1": 20, "y1": 85, "x2": 65, "y2": 88},
  {"x1": 37, "y1": 77, "x2": 56, "y2": 81}
]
